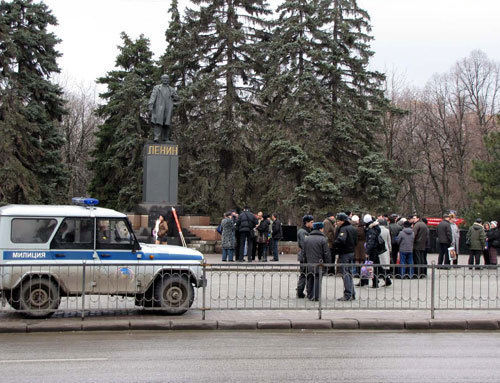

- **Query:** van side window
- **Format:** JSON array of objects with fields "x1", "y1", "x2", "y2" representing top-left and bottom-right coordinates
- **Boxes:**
[
  {"x1": 97, "y1": 219, "x2": 134, "y2": 249},
  {"x1": 51, "y1": 218, "x2": 94, "y2": 249},
  {"x1": 11, "y1": 218, "x2": 57, "y2": 243}
]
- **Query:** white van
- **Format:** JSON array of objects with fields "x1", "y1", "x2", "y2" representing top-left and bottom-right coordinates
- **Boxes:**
[{"x1": 0, "y1": 198, "x2": 205, "y2": 317}]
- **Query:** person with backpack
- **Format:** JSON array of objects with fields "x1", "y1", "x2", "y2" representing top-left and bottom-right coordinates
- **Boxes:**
[{"x1": 397, "y1": 220, "x2": 415, "y2": 278}]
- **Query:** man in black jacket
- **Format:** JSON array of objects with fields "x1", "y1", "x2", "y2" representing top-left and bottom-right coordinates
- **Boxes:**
[
  {"x1": 297, "y1": 215, "x2": 314, "y2": 298},
  {"x1": 437, "y1": 213, "x2": 453, "y2": 266},
  {"x1": 236, "y1": 206, "x2": 258, "y2": 262},
  {"x1": 334, "y1": 213, "x2": 358, "y2": 301},
  {"x1": 303, "y1": 221, "x2": 330, "y2": 301},
  {"x1": 270, "y1": 213, "x2": 283, "y2": 261}
]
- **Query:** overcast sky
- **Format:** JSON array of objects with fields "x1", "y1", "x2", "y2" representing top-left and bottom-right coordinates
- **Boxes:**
[{"x1": 42, "y1": 0, "x2": 500, "y2": 91}]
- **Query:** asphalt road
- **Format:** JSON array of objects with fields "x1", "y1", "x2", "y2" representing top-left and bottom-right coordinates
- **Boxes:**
[{"x1": 0, "y1": 331, "x2": 499, "y2": 383}]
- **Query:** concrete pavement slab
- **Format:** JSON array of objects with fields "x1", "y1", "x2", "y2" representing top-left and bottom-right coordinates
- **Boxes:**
[
  {"x1": 405, "y1": 320, "x2": 431, "y2": 330},
  {"x1": 129, "y1": 319, "x2": 171, "y2": 331},
  {"x1": 331, "y1": 319, "x2": 359, "y2": 329},
  {"x1": 430, "y1": 319, "x2": 468, "y2": 330},
  {"x1": 82, "y1": 319, "x2": 130, "y2": 331},
  {"x1": 358, "y1": 319, "x2": 405, "y2": 330},
  {"x1": 170, "y1": 320, "x2": 218, "y2": 330},
  {"x1": 291, "y1": 320, "x2": 332, "y2": 329},
  {"x1": 466, "y1": 319, "x2": 499, "y2": 330},
  {"x1": 217, "y1": 320, "x2": 258, "y2": 330},
  {"x1": 257, "y1": 320, "x2": 291, "y2": 329}
]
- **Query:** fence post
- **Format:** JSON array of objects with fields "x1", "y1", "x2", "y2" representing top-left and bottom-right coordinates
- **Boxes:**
[
  {"x1": 202, "y1": 260, "x2": 207, "y2": 320},
  {"x1": 318, "y1": 263, "x2": 323, "y2": 320},
  {"x1": 430, "y1": 261, "x2": 435, "y2": 319},
  {"x1": 81, "y1": 261, "x2": 86, "y2": 321}
]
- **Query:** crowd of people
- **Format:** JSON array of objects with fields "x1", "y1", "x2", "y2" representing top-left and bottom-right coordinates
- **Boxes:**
[{"x1": 220, "y1": 208, "x2": 500, "y2": 302}]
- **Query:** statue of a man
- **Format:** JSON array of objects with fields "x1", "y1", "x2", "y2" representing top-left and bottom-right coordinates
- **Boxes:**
[{"x1": 148, "y1": 74, "x2": 179, "y2": 142}]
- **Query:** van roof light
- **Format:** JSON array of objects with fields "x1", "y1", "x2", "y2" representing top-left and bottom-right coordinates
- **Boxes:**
[{"x1": 72, "y1": 197, "x2": 99, "y2": 206}]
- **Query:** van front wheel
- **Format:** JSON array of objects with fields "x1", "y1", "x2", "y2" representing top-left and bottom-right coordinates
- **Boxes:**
[{"x1": 154, "y1": 275, "x2": 194, "y2": 315}]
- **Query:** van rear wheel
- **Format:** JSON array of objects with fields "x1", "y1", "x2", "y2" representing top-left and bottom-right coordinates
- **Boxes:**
[
  {"x1": 19, "y1": 277, "x2": 60, "y2": 318},
  {"x1": 154, "y1": 275, "x2": 194, "y2": 315}
]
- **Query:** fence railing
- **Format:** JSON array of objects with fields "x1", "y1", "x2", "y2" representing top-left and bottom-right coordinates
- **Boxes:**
[{"x1": 0, "y1": 262, "x2": 499, "y2": 319}]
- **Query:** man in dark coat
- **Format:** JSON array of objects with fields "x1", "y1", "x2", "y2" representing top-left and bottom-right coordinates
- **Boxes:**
[
  {"x1": 388, "y1": 214, "x2": 402, "y2": 277},
  {"x1": 413, "y1": 215, "x2": 429, "y2": 277},
  {"x1": 334, "y1": 213, "x2": 358, "y2": 301},
  {"x1": 236, "y1": 206, "x2": 258, "y2": 262},
  {"x1": 270, "y1": 213, "x2": 283, "y2": 261},
  {"x1": 297, "y1": 215, "x2": 314, "y2": 298},
  {"x1": 437, "y1": 213, "x2": 453, "y2": 265},
  {"x1": 303, "y1": 221, "x2": 330, "y2": 301},
  {"x1": 323, "y1": 212, "x2": 336, "y2": 274}
]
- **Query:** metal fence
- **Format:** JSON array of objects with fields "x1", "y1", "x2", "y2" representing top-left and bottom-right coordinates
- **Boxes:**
[{"x1": 1, "y1": 262, "x2": 499, "y2": 319}]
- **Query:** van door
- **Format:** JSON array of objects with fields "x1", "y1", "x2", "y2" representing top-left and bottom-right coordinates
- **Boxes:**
[
  {"x1": 95, "y1": 218, "x2": 138, "y2": 295},
  {"x1": 50, "y1": 217, "x2": 96, "y2": 294}
]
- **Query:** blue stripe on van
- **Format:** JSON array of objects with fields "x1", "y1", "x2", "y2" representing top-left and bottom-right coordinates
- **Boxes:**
[{"x1": 3, "y1": 250, "x2": 203, "y2": 262}]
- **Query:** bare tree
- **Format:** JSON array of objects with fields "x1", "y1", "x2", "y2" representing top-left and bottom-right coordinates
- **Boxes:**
[{"x1": 58, "y1": 82, "x2": 101, "y2": 197}]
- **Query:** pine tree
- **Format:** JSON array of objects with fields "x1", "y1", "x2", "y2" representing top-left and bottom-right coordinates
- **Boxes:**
[
  {"x1": 470, "y1": 130, "x2": 500, "y2": 221},
  {"x1": 257, "y1": 0, "x2": 394, "y2": 217},
  {"x1": 88, "y1": 33, "x2": 156, "y2": 211},
  {"x1": 167, "y1": 0, "x2": 271, "y2": 214},
  {"x1": 0, "y1": 0, "x2": 68, "y2": 204}
]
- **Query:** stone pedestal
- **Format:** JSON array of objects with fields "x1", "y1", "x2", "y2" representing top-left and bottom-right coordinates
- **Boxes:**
[{"x1": 143, "y1": 142, "x2": 178, "y2": 205}]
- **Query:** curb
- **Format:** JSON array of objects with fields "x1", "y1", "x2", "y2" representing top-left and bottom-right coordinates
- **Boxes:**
[{"x1": 0, "y1": 318, "x2": 499, "y2": 334}]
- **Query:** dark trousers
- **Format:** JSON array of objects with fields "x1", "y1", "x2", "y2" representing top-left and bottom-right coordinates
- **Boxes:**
[
  {"x1": 339, "y1": 253, "x2": 355, "y2": 299},
  {"x1": 297, "y1": 264, "x2": 307, "y2": 297},
  {"x1": 239, "y1": 232, "x2": 253, "y2": 261},
  {"x1": 306, "y1": 272, "x2": 322, "y2": 300},
  {"x1": 483, "y1": 248, "x2": 490, "y2": 265},
  {"x1": 369, "y1": 252, "x2": 381, "y2": 287},
  {"x1": 468, "y1": 250, "x2": 482, "y2": 268},
  {"x1": 257, "y1": 242, "x2": 268, "y2": 261},
  {"x1": 271, "y1": 239, "x2": 279, "y2": 261},
  {"x1": 438, "y1": 242, "x2": 451, "y2": 265},
  {"x1": 413, "y1": 249, "x2": 427, "y2": 276}
]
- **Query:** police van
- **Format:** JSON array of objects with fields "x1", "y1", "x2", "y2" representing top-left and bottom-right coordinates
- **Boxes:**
[{"x1": 0, "y1": 198, "x2": 205, "y2": 318}]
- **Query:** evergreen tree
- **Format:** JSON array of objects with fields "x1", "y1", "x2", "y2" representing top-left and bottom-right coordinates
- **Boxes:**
[
  {"x1": 257, "y1": 0, "x2": 394, "y2": 217},
  {"x1": 88, "y1": 33, "x2": 156, "y2": 211},
  {"x1": 168, "y1": 0, "x2": 272, "y2": 214},
  {"x1": 0, "y1": 0, "x2": 68, "y2": 204},
  {"x1": 471, "y1": 130, "x2": 500, "y2": 221}
]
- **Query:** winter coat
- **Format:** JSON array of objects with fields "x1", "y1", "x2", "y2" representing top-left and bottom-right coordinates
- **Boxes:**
[
  {"x1": 466, "y1": 223, "x2": 486, "y2": 251},
  {"x1": 354, "y1": 223, "x2": 366, "y2": 263},
  {"x1": 365, "y1": 221, "x2": 382, "y2": 256},
  {"x1": 450, "y1": 222, "x2": 460, "y2": 253},
  {"x1": 303, "y1": 230, "x2": 331, "y2": 271},
  {"x1": 221, "y1": 217, "x2": 235, "y2": 250},
  {"x1": 397, "y1": 228, "x2": 415, "y2": 253},
  {"x1": 379, "y1": 225, "x2": 392, "y2": 269},
  {"x1": 487, "y1": 228, "x2": 500, "y2": 248},
  {"x1": 237, "y1": 210, "x2": 258, "y2": 233},
  {"x1": 257, "y1": 218, "x2": 270, "y2": 235},
  {"x1": 323, "y1": 218, "x2": 336, "y2": 248},
  {"x1": 389, "y1": 223, "x2": 402, "y2": 245},
  {"x1": 437, "y1": 219, "x2": 453, "y2": 244},
  {"x1": 271, "y1": 219, "x2": 283, "y2": 240},
  {"x1": 333, "y1": 220, "x2": 358, "y2": 255},
  {"x1": 297, "y1": 226, "x2": 311, "y2": 262},
  {"x1": 413, "y1": 220, "x2": 429, "y2": 251}
]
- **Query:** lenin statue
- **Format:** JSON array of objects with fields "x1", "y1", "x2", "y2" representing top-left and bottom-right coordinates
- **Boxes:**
[{"x1": 148, "y1": 74, "x2": 179, "y2": 142}]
